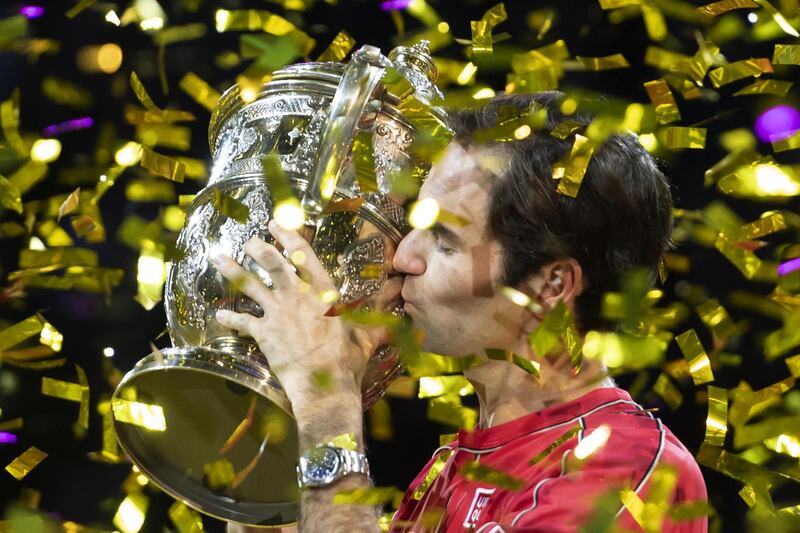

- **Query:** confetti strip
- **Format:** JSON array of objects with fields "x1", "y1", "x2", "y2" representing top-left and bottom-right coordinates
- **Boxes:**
[
  {"x1": 708, "y1": 58, "x2": 773, "y2": 88},
  {"x1": 459, "y1": 460, "x2": 524, "y2": 490},
  {"x1": 644, "y1": 79, "x2": 681, "y2": 124},
  {"x1": 140, "y1": 146, "x2": 186, "y2": 183},
  {"x1": 418, "y1": 375, "x2": 474, "y2": 398},
  {"x1": 178, "y1": 72, "x2": 221, "y2": 112},
  {"x1": 5, "y1": 446, "x2": 47, "y2": 480},
  {"x1": 695, "y1": 0, "x2": 758, "y2": 17},
  {"x1": 654, "y1": 373, "x2": 683, "y2": 409},
  {"x1": 662, "y1": 126, "x2": 707, "y2": 149},
  {"x1": 733, "y1": 79, "x2": 793, "y2": 96},
  {"x1": 552, "y1": 133, "x2": 595, "y2": 197},
  {"x1": 576, "y1": 53, "x2": 630, "y2": 70},
  {"x1": 772, "y1": 44, "x2": 800, "y2": 65},
  {"x1": 211, "y1": 189, "x2": 250, "y2": 224},
  {"x1": 704, "y1": 386, "x2": 728, "y2": 446},
  {"x1": 112, "y1": 398, "x2": 166, "y2": 431},
  {"x1": 676, "y1": 329, "x2": 715, "y2": 386},
  {"x1": 317, "y1": 30, "x2": 356, "y2": 62}
]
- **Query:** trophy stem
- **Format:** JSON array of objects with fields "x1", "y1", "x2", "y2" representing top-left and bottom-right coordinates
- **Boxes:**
[{"x1": 207, "y1": 335, "x2": 260, "y2": 357}]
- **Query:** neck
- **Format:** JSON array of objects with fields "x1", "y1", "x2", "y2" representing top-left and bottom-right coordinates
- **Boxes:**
[{"x1": 464, "y1": 347, "x2": 612, "y2": 429}]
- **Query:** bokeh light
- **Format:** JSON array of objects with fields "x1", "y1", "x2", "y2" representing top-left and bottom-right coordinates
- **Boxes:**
[{"x1": 753, "y1": 105, "x2": 800, "y2": 143}]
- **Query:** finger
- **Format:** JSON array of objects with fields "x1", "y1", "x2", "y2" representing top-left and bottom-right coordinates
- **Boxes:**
[
  {"x1": 244, "y1": 237, "x2": 298, "y2": 291},
  {"x1": 213, "y1": 253, "x2": 275, "y2": 309},
  {"x1": 268, "y1": 219, "x2": 332, "y2": 290},
  {"x1": 215, "y1": 309, "x2": 260, "y2": 337}
]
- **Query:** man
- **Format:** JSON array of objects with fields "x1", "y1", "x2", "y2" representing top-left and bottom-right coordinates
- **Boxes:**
[{"x1": 217, "y1": 92, "x2": 707, "y2": 532}]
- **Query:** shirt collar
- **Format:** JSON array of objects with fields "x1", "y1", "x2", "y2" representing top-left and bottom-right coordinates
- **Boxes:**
[{"x1": 455, "y1": 386, "x2": 637, "y2": 450}]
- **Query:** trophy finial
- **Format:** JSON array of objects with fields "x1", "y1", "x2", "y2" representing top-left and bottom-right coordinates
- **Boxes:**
[{"x1": 388, "y1": 40, "x2": 442, "y2": 102}]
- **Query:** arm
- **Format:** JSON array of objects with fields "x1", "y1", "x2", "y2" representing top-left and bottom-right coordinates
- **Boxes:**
[
  {"x1": 214, "y1": 221, "x2": 387, "y2": 533},
  {"x1": 293, "y1": 387, "x2": 380, "y2": 533}
]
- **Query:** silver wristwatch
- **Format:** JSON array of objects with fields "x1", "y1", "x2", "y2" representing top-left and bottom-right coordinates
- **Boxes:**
[{"x1": 297, "y1": 445, "x2": 370, "y2": 489}]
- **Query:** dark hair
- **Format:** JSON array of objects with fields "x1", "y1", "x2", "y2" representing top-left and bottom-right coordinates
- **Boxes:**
[{"x1": 446, "y1": 92, "x2": 673, "y2": 333}]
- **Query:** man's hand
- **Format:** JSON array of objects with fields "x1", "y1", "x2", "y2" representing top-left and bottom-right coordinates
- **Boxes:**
[
  {"x1": 213, "y1": 219, "x2": 386, "y2": 416},
  {"x1": 213, "y1": 220, "x2": 384, "y2": 533}
]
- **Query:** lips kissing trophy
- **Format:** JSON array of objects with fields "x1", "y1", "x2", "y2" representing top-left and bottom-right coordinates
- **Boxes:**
[{"x1": 111, "y1": 42, "x2": 445, "y2": 527}]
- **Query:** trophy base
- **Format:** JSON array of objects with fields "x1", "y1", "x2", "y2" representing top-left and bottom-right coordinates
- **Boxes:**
[{"x1": 112, "y1": 344, "x2": 299, "y2": 527}]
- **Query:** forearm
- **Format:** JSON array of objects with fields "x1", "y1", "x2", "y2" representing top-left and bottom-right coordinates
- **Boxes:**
[{"x1": 294, "y1": 388, "x2": 381, "y2": 533}]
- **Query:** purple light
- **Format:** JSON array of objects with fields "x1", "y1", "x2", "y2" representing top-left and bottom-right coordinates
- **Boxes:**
[
  {"x1": 0, "y1": 432, "x2": 17, "y2": 444},
  {"x1": 778, "y1": 257, "x2": 800, "y2": 276},
  {"x1": 380, "y1": 0, "x2": 412, "y2": 10},
  {"x1": 754, "y1": 105, "x2": 800, "y2": 143},
  {"x1": 42, "y1": 116, "x2": 94, "y2": 136},
  {"x1": 19, "y1": 5, "x2": 44, "y2": 18}
]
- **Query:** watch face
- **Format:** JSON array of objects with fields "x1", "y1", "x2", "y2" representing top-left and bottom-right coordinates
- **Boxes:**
[{"x1": 304, "y1": 446, "x2": 341, "y2": 485}]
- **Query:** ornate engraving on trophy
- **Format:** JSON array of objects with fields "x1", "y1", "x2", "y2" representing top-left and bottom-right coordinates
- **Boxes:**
[{"x1": 338, "y1": 235, "x2": 387, "y2": 304}]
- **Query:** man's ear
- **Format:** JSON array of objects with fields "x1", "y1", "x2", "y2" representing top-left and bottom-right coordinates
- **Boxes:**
[{"x1": 522, "y1": 258, "x2": 583, "y2": 315}]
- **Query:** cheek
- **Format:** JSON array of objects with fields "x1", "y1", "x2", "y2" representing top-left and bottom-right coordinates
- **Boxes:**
[{"x1": 423, "y1": 253, "x2": 477, "y2": 306}]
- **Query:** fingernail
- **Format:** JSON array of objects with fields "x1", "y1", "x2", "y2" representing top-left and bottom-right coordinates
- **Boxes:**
[
  {"x1": 216, "y1": 309, "x2": 229, "y2": 319},
  {"x1": 211, "y1": 253, "x2": 225, "y2": 266},
  {"x1": 268, "y1": 219, "x2": 277, "y2": 230}
]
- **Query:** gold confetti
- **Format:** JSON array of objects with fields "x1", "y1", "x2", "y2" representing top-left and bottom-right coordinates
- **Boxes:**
[
  {"x1": 552, "y1": 133, "x2": 595, "y2": 197},
  {"x1": 654, "y1": 373, "x2": 683, "y2": 409},
  {"x1": 178, "y1": 72, "x2": 221, "y2": 112},
  {"x1": 708, "y1": 58, "x2": 773, "y2": 88},
  {"x1": 41, "y1": 366, "x2": 90, "y2": 429},
  {"x1": 459, "y1": 460, "x2": 523, "y2": 490},
  {"x1": 112, "y1": 398, "x2": 166, "y2": 431},
  {"x1": 211, "y1": 189, "x2": 250, "y2": 224},
  {"x1": 418, "y1": 376, "x2": 475, "y2": 398},
  {"x1": 734, "y1": 414, "x2": 800, "y2": 449},
  {"x1": 644, "y1": 79, "x2": 681, "y2": 124},
  {"x1": 5, "y1": 446, "x2": 47, "y2": 480},
  {"x1": 136, "y1": 124, "x2": 191, "y2": 151},
  {"x1": 65, "y1": 0, "x2": 97, "y2": 19},
  {"x1": 599, "y1": 0, "x2": 643, "y2": 8},
  {"x1": 57, "y1": 188, "x2": 81, "y2": 221},
  {"x1": 771, "y1": 130, "x2": 800, "y2": 153},
  {"x1": 676, "y1": 329, "x2": 715, "y2": 385},
  {"x1": 733, "y1": 78, "x2": 793, "y2": 96},
  {"x1": 773, "y1": 44, "x2": 800, "y2": 65},
  {"x1": 140, "y1": 146, "x2": 186, "y2": 183},
  {"x1": 661, "y1": 126, "x2": 707, "y2": 149},
  {"x1": 367, "y1": 398, "x2": 394, "y2": 442},
  {"x1": 412, "y1": 451, "x2": 451, "y2": 500},
  {"x1": 317, "y1": 30, "x2": 356, "y2": 62},
  {"x1": 113, "y1": 493, "x2": 148, "y2": 533},
  {"x1": 705, "y1": 385, "x2": 728, "y2": 447},
  {"x1": 695, "y1": 0, "x2": 758, "y2": 17},
  {"x1": 470, "y1": 3, "x2": 508, "y2": 55},
  {"x1": 0, "y1": 315, "x2": 46, "y2": 352},
  {"x1": 576, "y1": 53, "x2": 630, "y2": 70},
  {"x1": 427, "y1": 394, "x2": 477, "y2": 429},
  {"x1": 754, "y1": 0, "x2": 800, "y2": 37},
  {"x1": 168, "y1": 501, "x2": 204, "y2": 533},
  {"x1": 550, "y1": 119, "x2": 584, "y2": 140},
  {"x1": 41, "y1": 77, "x2": 93, "y2": 110},
  {"x1": 333, "y1": 487, "x2": 404, "y2": 507},
  {"x1": 786, "y1": 354, "x2": 800, "y2": 378},
  {"x1": 641, "y1": 3, "x2": 667, "y2": 41},
  {"x1": 214, "y1": 9, "x2": 315, "y2": 55}
]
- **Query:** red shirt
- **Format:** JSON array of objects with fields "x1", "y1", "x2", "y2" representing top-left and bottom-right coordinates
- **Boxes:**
[{"x1": 390, "y1": 387, "x2": 707, "y2": 532}]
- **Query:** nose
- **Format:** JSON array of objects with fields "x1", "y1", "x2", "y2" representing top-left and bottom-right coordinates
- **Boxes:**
[{"x1": 393, "y1": 229, "x2": 426, "y2": 276}]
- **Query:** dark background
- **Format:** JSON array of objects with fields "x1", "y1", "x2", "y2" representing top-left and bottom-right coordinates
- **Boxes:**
[{"x1": 1, "y1": 0, "x2": 799, "y2": 531}]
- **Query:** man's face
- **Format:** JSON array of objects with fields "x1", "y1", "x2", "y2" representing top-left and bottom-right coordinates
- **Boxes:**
[{"x1": 393, "y1": 142, "x2": 528, "y2": 357}]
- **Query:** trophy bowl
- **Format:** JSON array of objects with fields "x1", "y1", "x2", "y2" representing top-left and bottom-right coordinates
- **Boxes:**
[{"x1": 111, "y1": 43, "x2": 446, "y2": 526}]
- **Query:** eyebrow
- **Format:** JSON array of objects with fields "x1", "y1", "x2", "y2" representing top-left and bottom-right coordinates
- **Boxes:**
[{"x1": 430, "y1": 222, "x2": 463, "y2": 246}]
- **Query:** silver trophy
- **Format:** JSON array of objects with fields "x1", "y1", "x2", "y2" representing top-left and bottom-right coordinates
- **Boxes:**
[{"x1": 111, "y1": 42, "x2": 445, "y2": 526}]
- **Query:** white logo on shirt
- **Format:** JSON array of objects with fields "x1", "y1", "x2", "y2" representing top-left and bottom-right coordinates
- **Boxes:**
[{"x1": 463, "y1": 487, "x2": 496, "y2": 528}]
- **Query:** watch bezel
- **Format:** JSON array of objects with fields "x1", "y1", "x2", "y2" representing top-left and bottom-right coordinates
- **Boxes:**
[{"x1": 298, "y1": 445, "x2": 343, "y2": 487}]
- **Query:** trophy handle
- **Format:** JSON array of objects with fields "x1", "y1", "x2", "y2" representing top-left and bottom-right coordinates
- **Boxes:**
[{"x1": 301, "y1": 45, "x2": 391, "y2": 217}]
